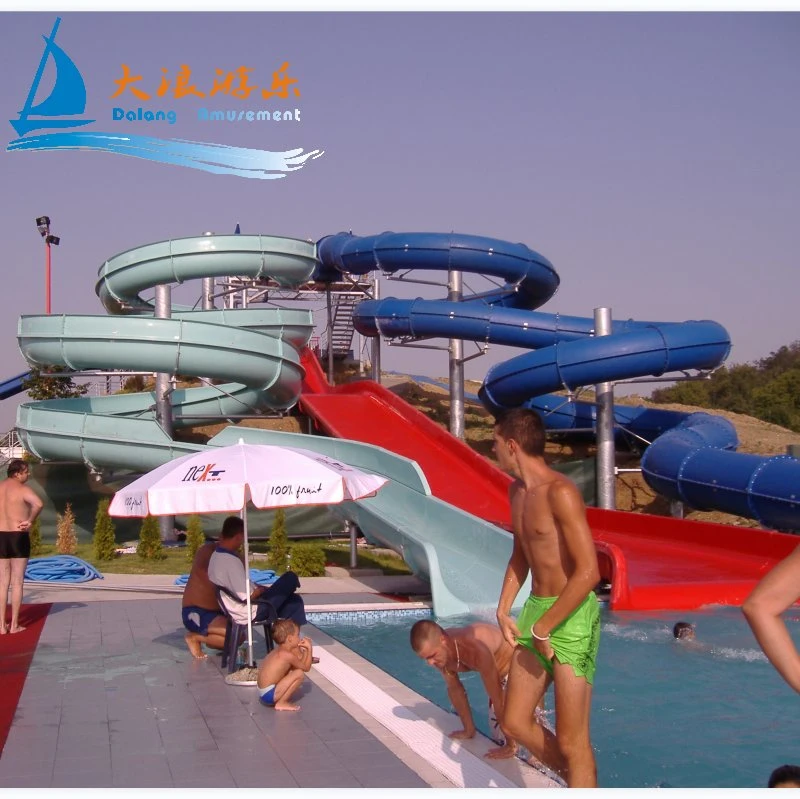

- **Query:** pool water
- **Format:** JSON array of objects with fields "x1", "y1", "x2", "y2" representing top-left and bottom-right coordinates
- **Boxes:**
[{"x1": 310, "y1": 604, "x2": 800, "y2": 788}]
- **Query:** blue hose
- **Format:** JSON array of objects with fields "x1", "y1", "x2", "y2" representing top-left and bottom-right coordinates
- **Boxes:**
[
  {"x1": 25, "y1": 555, "x2": 104, "y2": 583},
  {"x1": 174, "y1": 568, "x2": 277, "y2": 586}
]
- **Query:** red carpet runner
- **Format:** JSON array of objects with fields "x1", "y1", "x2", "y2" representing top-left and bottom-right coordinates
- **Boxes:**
[{"x1": 0, "y1": 604, "x2": 51, "y2": 756}]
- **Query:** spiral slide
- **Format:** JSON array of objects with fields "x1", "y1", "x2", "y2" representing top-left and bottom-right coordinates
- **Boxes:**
[
  {"x1": 13, "y1": 232, "x2": 800, "y2": 614},
  {"x1": 298, "y1": 232, "x2": 800, "y2": 610},
  {"x1": 13, "y1": 234, "x2": 536, "y2": 617},
  {"x1": 16, "y1": 235, "x2": 322, "y2": 472}
]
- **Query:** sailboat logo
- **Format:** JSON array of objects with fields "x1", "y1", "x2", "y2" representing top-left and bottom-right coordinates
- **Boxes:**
[
  {"x1": 10, "y1": 17, "x2": 94, "y2": 137},
  {"x1": 7, "y1": 17, "x2": 324, "y2": 180}
]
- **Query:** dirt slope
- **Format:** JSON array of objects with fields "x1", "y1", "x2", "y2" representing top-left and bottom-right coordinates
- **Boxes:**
[{"x1": 178, "y1": 372, "x2": 800, "y2": 530}]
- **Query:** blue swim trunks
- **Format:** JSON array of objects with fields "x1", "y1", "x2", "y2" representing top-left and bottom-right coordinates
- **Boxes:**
[
  {"x1": 259, "y1": 684, "x2": 277, "y2": 706},
  {"x1": 182, "y1": 606, "x2": 222, "y2": 636}
]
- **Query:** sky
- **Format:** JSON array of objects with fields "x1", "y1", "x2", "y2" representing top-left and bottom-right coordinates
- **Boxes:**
[{"x1": 0, "y1": 11, "x2": 798, "y2": 433}]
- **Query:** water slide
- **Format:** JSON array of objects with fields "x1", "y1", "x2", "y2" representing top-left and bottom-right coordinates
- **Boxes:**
[
  {"x1": 13, "y1": 234, "x2": 533, "y2": 616},
  {"x1": 13, "y1": 232, "x2": 800, "y2": 614},
  {"x1": 316, "y1": 232, "x2": 800, "y2": 533},
  {"x1": 0, "y1": 371, "x2": 30, "y2": 401}
]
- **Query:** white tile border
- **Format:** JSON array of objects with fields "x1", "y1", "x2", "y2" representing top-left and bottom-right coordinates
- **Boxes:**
[{"x1": 305, "y1": 621, "x2": 560, "y2": 789}]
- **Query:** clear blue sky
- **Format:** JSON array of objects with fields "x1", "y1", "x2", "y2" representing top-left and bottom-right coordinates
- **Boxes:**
[{"x1": 1, "y1": 12, "x2": 798, "y2": 431}]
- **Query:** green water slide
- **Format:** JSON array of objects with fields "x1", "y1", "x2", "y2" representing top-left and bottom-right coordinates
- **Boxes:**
[
  {"x1": 15, "y1": 233, "x2": 528, "y2": 616},
  {"x1": 17, "y1": 235, "x2": 318, "y2": 471},
  {"x1": 208, "y1": 427, "x2": 531, "y2": 617}
]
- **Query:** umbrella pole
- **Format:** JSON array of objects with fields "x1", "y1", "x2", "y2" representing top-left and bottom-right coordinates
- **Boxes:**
[{"x1": 243, "y1": 509, "x2": 255, "y2": 667}]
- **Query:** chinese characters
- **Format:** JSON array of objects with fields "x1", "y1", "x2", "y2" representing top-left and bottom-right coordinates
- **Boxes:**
[{"x1": 111, "y1": 63, "x2": 300, "y2": 101}]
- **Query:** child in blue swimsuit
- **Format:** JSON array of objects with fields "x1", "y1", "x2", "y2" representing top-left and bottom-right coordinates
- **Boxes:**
[{"x1": 257, "y1": 619, "x2": 314, "y2": 712}]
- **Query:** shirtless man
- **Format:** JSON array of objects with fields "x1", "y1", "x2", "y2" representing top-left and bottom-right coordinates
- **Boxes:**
[
  {"x1": 493, "y1": 408, "x2": 601, "y2": 788},
  {"x1": 410, "y1": 619, "x2": 520, "y2": 759},
  {"x1": 182, "y1": 539, "x2": 227, "y2": 658},
  {"x1": 0, "y1": 459, "x2": 43, "y2": 634}
]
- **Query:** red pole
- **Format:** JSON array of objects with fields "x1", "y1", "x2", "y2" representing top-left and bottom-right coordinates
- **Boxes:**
[{"x1": 45, "y1": 238, "x2": 51, "y2": 314}]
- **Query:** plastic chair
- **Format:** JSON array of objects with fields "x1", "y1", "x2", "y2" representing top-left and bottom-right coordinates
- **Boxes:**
[{"x1": 214, "y1": 585, "x2": 275, "y2": 673}]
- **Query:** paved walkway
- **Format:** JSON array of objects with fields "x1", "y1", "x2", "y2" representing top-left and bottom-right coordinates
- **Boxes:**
[{"x1": 0, "y1": 571, "x2": 558, "y2": 789}]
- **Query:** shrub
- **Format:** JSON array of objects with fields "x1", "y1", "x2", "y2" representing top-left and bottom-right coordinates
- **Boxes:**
[
  {"x1": 93, "y1": 498, "x2": 117, "y2": 561},
  {"x1": 290, "y1": 542, "x2": 326, "y2": 577},
  {"x1": 29, "y1": 516, "x2": 42, "y2": 557},
  {"x1": 137, "y1": 515, "x2": 166, "y2": 560},
  {"x1": 267, "y1": 509, "x2": 289, "y2": 574},
  {"x1": 55, "y1": 502, "x2": 78, "y2": 555},
  {"x1": 186, "y1": 515, "x2": 204, "y2": 563}
]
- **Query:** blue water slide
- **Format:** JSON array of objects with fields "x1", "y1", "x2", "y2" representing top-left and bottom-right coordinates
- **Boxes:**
[
  {"x1": 317, "y1": 231, "x2": 800, "y2": 531},
  {"x1": 13, "y1": 232, "x2": 530, "y2": 615},
  {"x1": 0, "y1": 371, "x2": 31, "y2": 401}
]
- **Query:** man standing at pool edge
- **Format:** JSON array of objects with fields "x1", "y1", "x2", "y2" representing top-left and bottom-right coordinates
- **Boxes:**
[
  {"x1": 0, "y1": 459, "x2": 43, "y2": 635},
  {"x1": 493, "y1": 408, "x2": 600, "y2": 787}
]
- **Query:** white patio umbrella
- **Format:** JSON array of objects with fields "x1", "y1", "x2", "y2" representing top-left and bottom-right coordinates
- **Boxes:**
[{"x1": 109, "y1": 440, "x2": 389, "y2": 663}]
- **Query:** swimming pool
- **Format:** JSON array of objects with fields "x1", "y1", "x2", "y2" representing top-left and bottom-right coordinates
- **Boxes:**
[{"x1": 309, "y1": 604, "x2": 800, "y2": 788}]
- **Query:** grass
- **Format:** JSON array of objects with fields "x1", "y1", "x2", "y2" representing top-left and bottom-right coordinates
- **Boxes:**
[
  {"x1": 32, "y1": 538, "x2": 412, "y2": 577},
  {"x1": 252, "y1": 537, "x2": 413, "y2": 576},
  {"x1": 33, "y1": 543, "x2": 193, "y2": 575}
]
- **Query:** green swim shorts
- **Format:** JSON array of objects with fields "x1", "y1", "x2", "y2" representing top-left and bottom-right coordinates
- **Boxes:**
[{"x1": 516, "y1": 593, "x2": 601, "y2": 685}]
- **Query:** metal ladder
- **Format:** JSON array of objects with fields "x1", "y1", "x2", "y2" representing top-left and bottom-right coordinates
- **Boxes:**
[{"x1": 326, "y1": 294, "x2": 361, "y2": 357}]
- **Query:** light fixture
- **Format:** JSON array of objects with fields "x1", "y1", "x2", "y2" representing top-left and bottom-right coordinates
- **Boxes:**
[
  {"x1": 36, "y1": 215, "x2": 50, "y2": 237},
  {"x1": 46, "y1": 235, "x2": 60, "y2": 246}
]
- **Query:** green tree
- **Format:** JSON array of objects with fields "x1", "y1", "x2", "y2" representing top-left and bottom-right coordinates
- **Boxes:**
[
  {"x1": 93, "y1": 498, "x2": 118, "y2": 561},
  {"x1": 29, "y1": 516, "x2": 42, "y2": 557},
  {"x1": 289, "y1": 542, "x2": 326, "y2": 577},
  {"x1": 185, "y1": 514, "x2": 205, "y2": 563},
  {"x1": 651, "y1": 340, "x2": 800, "y2": 433},
  {"x1": 752, "y1": 369, "x2": 800, "y2": 432},
  {"x1": 119, "y1": 375, "x2": 146, "y2": 394},
  {"x1": 267, "y1": 509, "x2": 289, "y2": 574},
  {"x1": 137, "y1": 515, "x2": 165, "y2": 560},
  {"x1": 22, "y1": 366, "x2": 89, "y2": 400},
  {"x1": 56, "y1": 502, "x2": 78, "y2": 555}
]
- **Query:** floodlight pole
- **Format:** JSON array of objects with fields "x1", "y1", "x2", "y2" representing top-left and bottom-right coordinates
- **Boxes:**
[
  {"x1": 45, "y1": 236, "x2": 52, "y2": 314},
  {"x1": 36, "y1": 216, "x2": 58, "y2": 314}
]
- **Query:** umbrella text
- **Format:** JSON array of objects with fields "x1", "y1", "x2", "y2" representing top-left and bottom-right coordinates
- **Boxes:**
[
  {"x1": 270, "y1": 483, "x2": 323, "y2": 497},
  {"x1": 182, "y1": 464, "x2": 226, "y2": 482}
]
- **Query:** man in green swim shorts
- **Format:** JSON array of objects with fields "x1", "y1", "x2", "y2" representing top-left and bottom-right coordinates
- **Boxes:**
[{"x1": 493, "y1": 408, "x2": 601, "y2": 788}]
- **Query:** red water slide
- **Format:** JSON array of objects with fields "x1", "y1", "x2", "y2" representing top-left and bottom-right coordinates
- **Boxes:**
[{"x1": 299, "y1": 350, "x2": 798, "y2": 611}]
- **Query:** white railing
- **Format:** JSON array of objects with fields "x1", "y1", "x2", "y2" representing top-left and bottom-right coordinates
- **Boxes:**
[{"x1": 0, "y1": 428, "x2": 24, "y2": 462}]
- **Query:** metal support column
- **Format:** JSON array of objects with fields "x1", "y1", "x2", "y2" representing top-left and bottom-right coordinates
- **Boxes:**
[
  {"x1": 448, "y1": 269, "x2": 465, "y2": 439},
  {"x1": 326, "y1": 286, "x2": 335, "y2": 384},
  {"x1": 202, "y1": 277, "x2": 215, "y2": 310},
  {"x1": 155, "y1": 284, "x2": 174, "y2": 541},
  {"x1": 371, "y1": 275, "x2": 381, "y2": 383},
  {"x1": 594, "y1": 307, "x2": 616, "y2": 510},
  {"x1": 347, "y1": 521, "x2": 358, "y2": 569}
]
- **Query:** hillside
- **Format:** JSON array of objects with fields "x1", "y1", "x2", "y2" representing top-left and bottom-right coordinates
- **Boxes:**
[{"x1": 177, "y1": 374, "x2": 800, "y2": 530}]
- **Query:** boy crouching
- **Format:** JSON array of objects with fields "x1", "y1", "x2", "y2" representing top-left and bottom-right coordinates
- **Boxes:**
[{"x1": 257, "y1": 619, "x2": 313, "y2": 712}]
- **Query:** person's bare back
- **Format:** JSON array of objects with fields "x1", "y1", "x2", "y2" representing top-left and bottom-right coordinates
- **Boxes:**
[
  {"x1": 182, "y1": 541, "x2": 219, "y2": 610},
  {"x1": 410, "y1": 619, "x2": 520, "y2": 759}
]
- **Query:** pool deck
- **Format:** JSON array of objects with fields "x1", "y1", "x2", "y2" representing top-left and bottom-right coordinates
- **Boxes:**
[{"x1": 0, "y1": 570, "x2": 559, "y2": 789}]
